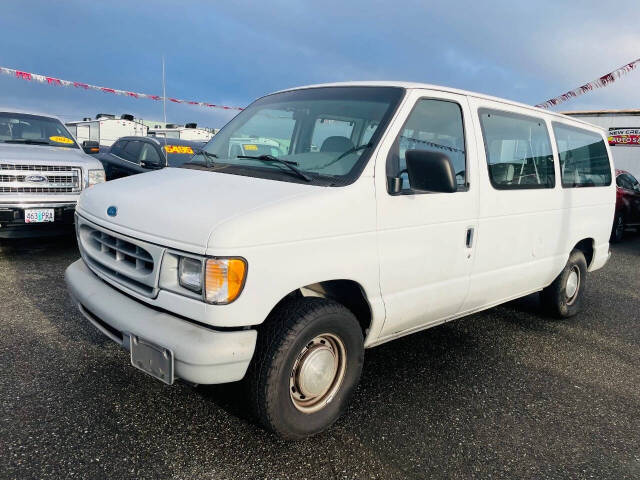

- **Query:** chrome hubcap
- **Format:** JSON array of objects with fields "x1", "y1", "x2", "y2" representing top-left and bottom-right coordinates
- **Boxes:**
[
  {"x1": 290, "y1": 333, "x2": 347, "y2": 413},
  {"x1": 566, "y1": 267, "x2": 580, "y2": 305}
]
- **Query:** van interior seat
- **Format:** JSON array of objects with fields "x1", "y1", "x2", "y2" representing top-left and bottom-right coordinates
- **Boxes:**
[
  {"x1": 321, "y1": 136, "x2": 354, "y2": 153},
  {"x1": 490, "y1": 163, "x2": 515, "y2": 183}
]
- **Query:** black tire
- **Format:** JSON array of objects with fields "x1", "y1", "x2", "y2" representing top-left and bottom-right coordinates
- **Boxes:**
[
  {"x1": 610, "y1": 212, "x2": 625, "y2": 243},
  {"x1": 245, "y1": 296, "x2": 364, "y2": 439},
  {"x1": 540, "y1": 249, "x2": 588, "y2": 318}
]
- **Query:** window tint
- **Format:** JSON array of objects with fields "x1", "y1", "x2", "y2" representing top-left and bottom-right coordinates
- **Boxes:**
[
  {"x1": 140, "y1": 143, "x2": 162, "y2": 165},
  {"x1": 388, "y1": 99, "x2": 466, "y2": 192},
  {"x1": 111, "y1": 140, "x2": 126, "y2": 155},
  {"x1": 311, "y1": 118, "x2": 355, "y2": 152},
  {"x1": 552, "y1": 123, "x2": 611, "y2": 188},
  {"x1": 479, "y1": 109, "x2": 554, "y2": 189},
  {"x1": 618, "y1": 173, "x2": 639, "y2": 191},
  {"x1": 120, "y1": 140, "x2": 142, "y2": 163},
  {"x1": 627, "y1": 173, "x2": 640, "y2": 190}
]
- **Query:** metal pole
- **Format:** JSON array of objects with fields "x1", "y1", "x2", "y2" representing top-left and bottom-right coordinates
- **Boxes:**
[{"x1": 162, "y1": 55, "x2": 167, "y2": 126}]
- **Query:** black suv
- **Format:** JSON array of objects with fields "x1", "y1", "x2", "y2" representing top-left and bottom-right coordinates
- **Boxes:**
[{"x1": 96, "y1": 136, "x2": 203, "y2": 180}]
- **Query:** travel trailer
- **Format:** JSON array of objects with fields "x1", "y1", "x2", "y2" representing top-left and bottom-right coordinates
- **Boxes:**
[
  {"x1": 148, "y1": 123, "x2": 215, "y2": 142},
  {"x1": 66, "y1": 114, "x2": 148, "y2": 147}
]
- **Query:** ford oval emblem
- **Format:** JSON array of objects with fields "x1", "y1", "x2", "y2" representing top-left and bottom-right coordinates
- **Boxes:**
[
  {"x1": 107, "y1": 206, "x2": 118, "y2": 217},
  {"x1": 25, "y1": 175, "x2": 47, "y2": 183}
]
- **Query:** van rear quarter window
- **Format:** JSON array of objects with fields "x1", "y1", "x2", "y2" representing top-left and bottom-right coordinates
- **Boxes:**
[
  {"x1": 552, "y1": 123, "x2": 612, "y2": 188},
  {"x1": 479, "y1": 109, "x2": 555, "y2": 190}
]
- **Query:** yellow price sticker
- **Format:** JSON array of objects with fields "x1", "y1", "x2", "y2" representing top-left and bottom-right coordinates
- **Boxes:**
[
  {"x1": 49, "y1": 136, "x2": 74, "y2": 144},
  {"x1": 243, "y1": 144, "x2": 258, "y2": 151},
  {"x1": 164, "y1": 145, "x2": 194, "y2": 154}
]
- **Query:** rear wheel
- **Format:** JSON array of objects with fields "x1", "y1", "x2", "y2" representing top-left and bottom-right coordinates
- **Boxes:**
[
  {"x1": 246, "y1": 297, "x2": 364, "y2": 439},
  {"x1": 540, "y1": 249, "x2": 588, "y2": 318},
  {"x1": 610, "y1": 212, "x2": 625, "y2": 243}
]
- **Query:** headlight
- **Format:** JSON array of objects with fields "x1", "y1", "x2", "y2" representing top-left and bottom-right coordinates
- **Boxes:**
[
  {"x1": 163, "y1": 253, "x2": 247, "y2": 304},
  {"x1": 178, "y1": 257, "x2": 203, "y2": 292},
  {"x1": 88, "y1": 169, "x2": 106, "y2": 187}
]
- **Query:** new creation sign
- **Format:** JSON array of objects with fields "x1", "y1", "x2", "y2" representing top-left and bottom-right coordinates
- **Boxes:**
[{"x1": 608, "y1": 128, "x2": 640, "y2": 146}]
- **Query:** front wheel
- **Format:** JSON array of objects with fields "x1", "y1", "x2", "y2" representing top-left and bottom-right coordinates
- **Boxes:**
[
  {"x1": 245, "y1": 297, "x2": 364, "y2": 439},
  {"x1": 540, "y1": 249, "x2": 588, "y2": 318}
]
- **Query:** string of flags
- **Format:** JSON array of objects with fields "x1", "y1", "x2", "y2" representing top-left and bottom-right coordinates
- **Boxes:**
[
  {"x1": 0, "y1": 65, "x2": 244, "y2": 111},
  {"x1": 2, "y1": 59, "x2": 639, "y2": 112},
  {"x1": 535, "y1": 58, "x2": 640, "y2": 109}
]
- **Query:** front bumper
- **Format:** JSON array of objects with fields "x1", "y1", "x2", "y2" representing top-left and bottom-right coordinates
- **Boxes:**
[
  {"x1": 65, "y1": 259, "x2": 257, "y2": 384},
  {"x1": 0, "y1": 202, "x2": 76, "y2": 238}
]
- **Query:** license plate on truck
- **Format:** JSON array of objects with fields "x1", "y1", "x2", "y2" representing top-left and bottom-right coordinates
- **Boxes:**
[
  {"x1": 24, "y1": 209, "x2": 54, "y2": 223},
  {"x1": 130, "y1": 336, "x2": 174, "y2": 385}
]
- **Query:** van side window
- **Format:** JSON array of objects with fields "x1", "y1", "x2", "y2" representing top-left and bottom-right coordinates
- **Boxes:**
[
  {"x1": 387, "y1": 99, "x2": 466, "y2": 193},
  {"x1": 479, "y1": 109, "x2": 555, "y2": 189},
  {"x1": 552, "y1": 123, "x2": 612, "y2": 188}
]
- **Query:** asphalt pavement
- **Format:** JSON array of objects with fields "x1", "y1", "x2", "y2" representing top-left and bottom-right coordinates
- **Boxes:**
[{"x1": 1, "y1": 232, "x2": 639, "y2": 479}]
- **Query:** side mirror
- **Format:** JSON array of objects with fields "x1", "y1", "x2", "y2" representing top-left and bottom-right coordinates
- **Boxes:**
[
  {"x1": 140, "y1": 160, "x2": 163, "y2": 170},
  {"x1": 82, "y1": 140, "x2": 100, "y2": 154},
  {"x1": 405, "y1": 150, "x2": 457, "y2": 193}
]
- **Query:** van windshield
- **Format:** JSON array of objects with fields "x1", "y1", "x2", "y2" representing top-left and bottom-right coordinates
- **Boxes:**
[
  {"x1": 186, "y1": 86, "x2": 405, "y2": 186},
  {"x1": 0, "y1": 112, "x2": 79, "y2": 148}
]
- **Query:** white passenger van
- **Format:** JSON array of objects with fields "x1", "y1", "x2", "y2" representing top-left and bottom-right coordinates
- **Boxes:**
[{"x1": 65, "y1": 82, "x2": 615, "y2": 439}]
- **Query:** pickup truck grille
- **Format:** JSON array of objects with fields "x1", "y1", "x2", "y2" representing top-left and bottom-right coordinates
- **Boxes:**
[
  {"x1": 0, "y1": 163, "x2": 81, "y2": 194},
  {"x1": 76, "y1": 217, "x2": 164, "y2": 298}
]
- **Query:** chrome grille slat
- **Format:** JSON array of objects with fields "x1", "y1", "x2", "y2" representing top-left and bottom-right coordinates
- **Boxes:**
[
  {"x1": 76, "y1": 218, "x2": 163, "y2": 298},
  {"x1": 0, "y1": 163, "x2": 81, "y2": 194},
  {"x1": 0, "y1": 164, "x2": 73, "y2": 172},
  {"x1": 0, "y1": 186, "x2": 74, "y2": 193}
]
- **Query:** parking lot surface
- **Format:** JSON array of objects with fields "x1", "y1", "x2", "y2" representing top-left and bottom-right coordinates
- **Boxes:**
[{"x1": 1, "y1": 233, "x2": 639, "y2": 479}]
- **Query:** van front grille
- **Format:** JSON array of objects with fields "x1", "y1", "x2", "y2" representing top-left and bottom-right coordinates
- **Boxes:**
[
  {"x1": 76, "y1": 218, "x2": 164, "y2": 298},
  {"x1": 88, "y1": 230, "x2": 154, "y2": 274}
]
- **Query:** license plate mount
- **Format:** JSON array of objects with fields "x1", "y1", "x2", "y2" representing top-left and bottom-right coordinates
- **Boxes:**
[
  {"x1": 24, "y1": 208, "x2": 55, "y2": 223},
  {"x1": 130, "y1": 335, "x2": 174, "y2": 385}
]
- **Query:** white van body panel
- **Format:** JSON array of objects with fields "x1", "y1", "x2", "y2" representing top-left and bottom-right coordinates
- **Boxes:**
[
  {"x1": 66, "y1": 82, "x2": 616, "y2": 383},
  {"x1": 374, "y1": 88, "x2": 480, "y2": 338}
]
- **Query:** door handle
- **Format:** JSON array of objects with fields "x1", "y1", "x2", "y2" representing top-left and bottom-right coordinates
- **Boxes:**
[{"x1": 465, "y1": 227, "x2": 475, "y2": 248}]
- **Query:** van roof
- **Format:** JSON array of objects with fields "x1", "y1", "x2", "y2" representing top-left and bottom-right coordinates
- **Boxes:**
[{"x1": 275, "y1": 81, "x2": 598, "y2": 129}]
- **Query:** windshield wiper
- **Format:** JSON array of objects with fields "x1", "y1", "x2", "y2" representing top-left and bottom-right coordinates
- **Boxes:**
[
  {"x1": 3, "y1": 139, "x2": 52, "y2": 145},
  {"x1": 315, "y1": 142, "x2": 373, "y2": 169},
  {"x1": 333, "y1": 142, "x2": 372, "y2": 162},
  {"x1": 237, "y1": 155, "x2": 312, "y2": 182}
]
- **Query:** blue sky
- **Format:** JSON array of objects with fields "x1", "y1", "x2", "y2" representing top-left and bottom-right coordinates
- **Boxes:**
[{"x1": 1, "y1": 0, "x2": 639, "y2": 129}]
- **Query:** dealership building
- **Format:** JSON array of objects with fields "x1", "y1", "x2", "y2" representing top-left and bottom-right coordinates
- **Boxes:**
[{"x1": 562, "y1": 109, "x2": 640, "y2": 178}]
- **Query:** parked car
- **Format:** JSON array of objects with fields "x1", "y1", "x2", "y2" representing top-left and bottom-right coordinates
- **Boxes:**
[
  {"x1": 66, "y1": 82, "x2": 615, "y2": 439},
  {"x1": 611, "y1": 169, "x2": 640, "y2": 242},
  {"x1": 95, "y1": 136, "x2": 203, "y2": 180},
  {"x1": 0, "y1": 110, "x2": 105, "y2": 238}
]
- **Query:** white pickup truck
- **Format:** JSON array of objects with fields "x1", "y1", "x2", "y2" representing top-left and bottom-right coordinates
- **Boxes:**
[
  {"x1": 0, "y1": 111, "x2": 105, "y2": 238},
  {"x1": 65, "y1": 82, "x2": 615, "y2": 439}
]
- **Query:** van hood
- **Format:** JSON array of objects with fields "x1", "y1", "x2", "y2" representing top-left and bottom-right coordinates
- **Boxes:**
[
  {"x1": 0, "y1": 143, "x2": 98, "y2": 167},
  {"x1": 76, "y1": 168, "x2": 320, "y2": 252}
]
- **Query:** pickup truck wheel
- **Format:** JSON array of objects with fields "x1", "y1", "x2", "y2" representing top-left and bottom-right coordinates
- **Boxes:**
[
  {"x1": 246, "y1": 297, "x2": 364, "y2": 439},
  {"x1": 610, "y1": 213, "x2": 625, "y2": 243},
  {"x1": 540, "y1": 249, "x2": 587, "y2": 318}
]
